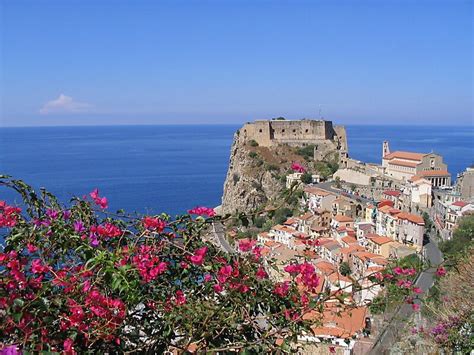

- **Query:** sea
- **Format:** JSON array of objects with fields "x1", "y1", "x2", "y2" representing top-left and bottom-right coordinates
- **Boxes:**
[{"x1": 0, "y1": 125, "x2": 473, "y2": 216}]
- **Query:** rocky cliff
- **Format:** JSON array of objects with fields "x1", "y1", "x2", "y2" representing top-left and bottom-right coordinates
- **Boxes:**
[{"x1": 221, "y1": 119, "x2": 347, "y2": 215}]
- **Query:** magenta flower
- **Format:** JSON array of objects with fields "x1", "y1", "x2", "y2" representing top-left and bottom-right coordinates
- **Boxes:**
[
  {"x1": 291, "y1": 162, "x2": 306, "y2": 173},
  {"x1": 436, "y1": 266, "x2": 447, "y2": 277},
  {"x1": 187, "y1": 206, "x2": 216, "y2": 217},
  {"x1": 73, "y1": 221, "x2": 85, "y2": 233},
  {"x1": 0, "y1": 344, "x2": 21, "y2": 355}
]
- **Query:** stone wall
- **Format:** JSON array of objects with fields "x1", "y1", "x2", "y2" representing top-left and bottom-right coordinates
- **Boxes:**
[{"x1": 239, "y1": 119, "x2": 342, "y2": 147}]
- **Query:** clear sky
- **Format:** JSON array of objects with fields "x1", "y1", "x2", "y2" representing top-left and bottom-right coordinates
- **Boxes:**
[{"x1": 1, "y1": 0, "x2": 472, "y2": 127}]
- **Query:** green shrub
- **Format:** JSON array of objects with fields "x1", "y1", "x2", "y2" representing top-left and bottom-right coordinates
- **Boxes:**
[
  {"x1": 301, "y1": 173, "x2": 313, "y2": 184},
  {"x1": 249, "y1": 139, "x2": 259, "y2": 147},
  {"x1": 248, "y1": 151, "x2": 258, "y2": 159}
]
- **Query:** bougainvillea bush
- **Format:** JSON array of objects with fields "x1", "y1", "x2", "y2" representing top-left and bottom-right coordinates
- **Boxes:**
[
  {"x1": 0, "y1": 177, "x2": 330, "y2": 354},
  {"x1": 0, "y1": 176, "x2": 430, "y2": 354}
]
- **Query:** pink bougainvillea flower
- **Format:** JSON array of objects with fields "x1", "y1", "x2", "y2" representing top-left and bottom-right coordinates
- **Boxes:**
[
  {"x1": 413, "y1": 287, "x2": 423, "y2": 294},
  {"x1": 89, "y1": 189, "x2": 108, "y2": 209},
  {"x1": 412, "y1": 303, "x2": 420, "y2": 311},
  {"x1": 174, "y1": 290, "x2": 186, "y2": 305},
  {"x1": 273, "y1": 281, "x2": 290, "y2": 297},
  {"x1": 203, "y1": 273, "x2": 212, "y2": 282},
  {"x1": 291, "y1": 162, "x2": 306, "y2": 173},
  {"x1": 0, "y1": 201, "x2": 21, "y2": 228},
  {"x1": 393, "y1": 266, "x2": 403, "y2": 275},
  {"x1": 187, "y1": 206, "x2": 216, "y2": 217},
  {"x1": 73, "y1": 221, "x2": 85, "y2": 233},
  {"x1": 0, "y1": 344, "x2": 21, "y2": 355},
  {"x1": 217, "y1": 264, "x2": 233, "y2": 284},
  {"x1": 284, "y1": 264, "x2": 301, "y2": 275},
  {"x1": 26, "y1": 243, "x2": 38, "y2": 253},
  {"x1": 89, "y1": 189, "x2": 99, "y2": 200},
  {"x1": 190, "y1": 246, "x2": 208, "y2": 265},
  {"x1": 238, "y1": 239, "x2": 255, "y2": 252},
  {"x1": 256, "y1": 266, "x2": 268, "y2": 280},
  {"x1": 213, "y1": 284, "x2": 224, "y2": 293},
  {"x1": 436, "y1": 266, "x2": 447, "y2": 277},
  {"x1": 142, "y1": 216, "x2": 166, "y2": 232}
]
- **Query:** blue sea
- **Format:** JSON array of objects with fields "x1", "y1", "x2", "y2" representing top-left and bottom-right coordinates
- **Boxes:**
[{"x1": 0, "y1": 125, "x2": 473, "y2": 216}]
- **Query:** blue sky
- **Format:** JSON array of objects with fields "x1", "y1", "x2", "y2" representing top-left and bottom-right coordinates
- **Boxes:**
[{"x1": 1, "y1": 0, "x2": 472, "y2": 126}]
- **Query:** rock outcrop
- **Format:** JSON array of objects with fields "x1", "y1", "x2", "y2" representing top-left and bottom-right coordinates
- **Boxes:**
[{"x1": 221, "y1": 119, "x2": 348, "y2": 215}]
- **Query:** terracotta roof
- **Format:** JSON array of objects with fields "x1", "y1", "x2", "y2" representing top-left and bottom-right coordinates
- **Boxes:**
[
  {"x1": 297, "y1": 212, "x2": 315, "y2": 221},
  {"x1": 341, "y1": 236, "x2": 358, "y2": 245},
  {"x1": 303, "y1": 305, "x2": 367, "y2": 338},
  {"x1": 452, "y1": 201, "x2": 468, "y2": 207},
  {"x1": 418, "y1": 170, "x2": 450, "y2": 177},
  {"x1": 378, "y1": 205, "x2": 401, "y2": 216},
  {"x1": 314, "y1": 261, "x2": 337, "y2": 276},
  {"x1": 383, "y1": 151, "x2": 426, "y2": 161},
  {"x1": 378, "y1": 200, "x2": 394, "y2": 208},
  {"x1": 396, "y1": 212, "x2": 424, "y2": 225},
  {"x1": 351, "y1": 251, "x2": 385, "y2": 262},
  {"x1": 304, "y1": 187, "x2": 333, "y2": 196},
  {"x1": 283, "y1": 218, "x2": 298, "y2": 225},
  {"x1": 328, "y1": 272, "x2": 352, "y2": 284},
  {"x1": 333, "y1": 215, "x2": 353, "y2": 223},
  {"x1": 258, "y1": 232, "x2": 271, "y2": 239},
  {"x1": 322, "y1": 241, "x2": 342, "y2": 251},
  {"x1": 271, "y1": 224, "x2": 297, "y2": 233},
  {"x1": 367, "y1": 233, "x2": 393, "y2": 245},
  {"x1": 388, "y1": 159, "x2": 418, "y2": 168},
  {"x1": 339, "y1": 245, "x2": 365, "y2": 255},
  {"x1": 383, "y1": 190, "x2": 402, "y2": 197},
  {"x1": 264, "y1": 240, "x2": 281, "y2": 248}
]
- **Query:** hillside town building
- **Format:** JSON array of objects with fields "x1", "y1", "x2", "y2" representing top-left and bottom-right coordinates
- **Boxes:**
[{"x1": 382, "y1": 141, "x2": 451, "y2": 187}]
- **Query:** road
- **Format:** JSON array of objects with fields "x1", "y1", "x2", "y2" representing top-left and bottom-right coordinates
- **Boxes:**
[
  {"x1": 313, "y1": 181, "x2": 375, "y2": 205},
  {"x1": 369, "y1": 228, "x2": 443, "y2": 354},
  {"x1": 211, "y1": 221, "x2": 234, "y2": 253}
]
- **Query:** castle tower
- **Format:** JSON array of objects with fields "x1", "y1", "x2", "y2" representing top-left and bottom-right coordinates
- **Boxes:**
[{"x1": 382, "y1": 141, "x2": 390, "y2": 158}]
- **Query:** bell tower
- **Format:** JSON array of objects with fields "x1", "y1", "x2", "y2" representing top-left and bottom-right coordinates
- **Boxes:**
[{"x1": 382, "y1": 141, "x2": 390, "y2": 158}]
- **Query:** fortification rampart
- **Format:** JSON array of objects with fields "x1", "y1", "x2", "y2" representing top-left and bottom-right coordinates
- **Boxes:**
[{"x1": 239, "y1": 119, "x2": 346, "y2": 149}]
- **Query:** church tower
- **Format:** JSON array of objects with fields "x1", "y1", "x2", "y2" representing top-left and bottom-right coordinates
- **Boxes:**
[{"x1": 382, "y1": 141, "x2": 390, "y2": 158}]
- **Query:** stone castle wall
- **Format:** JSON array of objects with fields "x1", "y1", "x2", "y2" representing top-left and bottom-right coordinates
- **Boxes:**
[{"x1": 239, "y1": 119, "x2": 340, "y2": 147}]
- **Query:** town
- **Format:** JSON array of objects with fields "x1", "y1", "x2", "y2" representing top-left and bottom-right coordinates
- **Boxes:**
[{"x1": 219, "y1": 125, "x2": 474, "y2": 354}]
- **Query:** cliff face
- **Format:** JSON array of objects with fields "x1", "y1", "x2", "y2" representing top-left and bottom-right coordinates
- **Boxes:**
[
  {"x1": 221, "y1": 120, "x2": 347, "y2": 215},
  {"x1": 220, "y1": 132, "x2": 282, "y2": 215}
]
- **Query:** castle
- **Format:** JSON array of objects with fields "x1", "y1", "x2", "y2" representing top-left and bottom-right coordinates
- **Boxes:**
[{"x1": 238, "y1": 119, "x2": 348, "y2": 159}]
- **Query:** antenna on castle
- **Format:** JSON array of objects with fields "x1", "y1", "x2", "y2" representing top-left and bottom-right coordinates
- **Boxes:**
[{"x1": 318, "y1": 104, "x2": 323, "y2": 119}]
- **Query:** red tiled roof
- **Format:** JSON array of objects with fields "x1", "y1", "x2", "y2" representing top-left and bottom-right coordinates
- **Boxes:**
[
  {"x1": 452, "y1": 201, "x2": 468, "y2": 207},
  {"x1": 304, "y1": 187, "x2": 333, "y2": 196},
  {"x1": 418, "y1": 170, "x2": 450, "y2": 177},
  {"x1": 388, "y1": 159, "x2": 418, "y2": 168},
  {"x1": 378, "y1": 200, "x2": 394, "y2": 208},
  {"x1": 333, "y1": 215, "x2": 353, "y2": 223},
  {"x1": 383, "y1": 190, "x2": 401, "y2": 197},
  {"x1": 283, "y1": 218, "x2": 298, "y2": 225},
  {"x1": 383, "y1": 151, "x2": 426, "y2": 161},
  {"x1": 303, "y1": 305, "x2": 367, "y2": 338},
  {"x1": 367, "y1": 233, "x2": 393, "y2": 245},
  {"x1": 396, "y1": 212, "x2": 424, "y2": 225},
  {"x1": 341, "y1": 236, "x2": 358, "y2": 245}
]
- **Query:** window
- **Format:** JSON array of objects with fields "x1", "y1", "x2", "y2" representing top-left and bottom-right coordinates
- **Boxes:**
[
  {"x1": 282, "y1": 129, "x2": 285, "y2": 133},
  {"x1": 293, "y1": 129, "x2": 296, "y2": 133},
  {"x1": 259, "y1": 129, "x2": 262, "y2": 133},
  {"x1": 305, "y1": 129, "x2": 309, "y2": 133}
]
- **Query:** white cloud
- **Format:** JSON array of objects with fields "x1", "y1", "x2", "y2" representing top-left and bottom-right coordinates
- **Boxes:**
[{"x1": 39, "y1": 94, "x2": 93, "y2": 115}]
